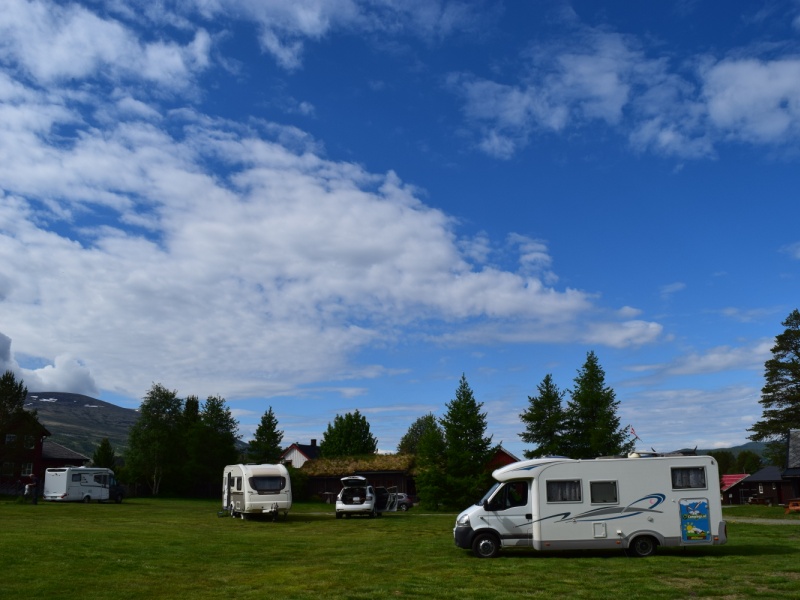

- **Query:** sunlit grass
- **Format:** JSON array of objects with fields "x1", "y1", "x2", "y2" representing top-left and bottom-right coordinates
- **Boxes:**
[{"x1": 1, "y1": 497, "x2": 799, "y2": 599}]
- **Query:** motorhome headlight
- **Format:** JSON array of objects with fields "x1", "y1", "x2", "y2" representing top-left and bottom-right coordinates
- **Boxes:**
[{"x1": 456, "y1": 514, "x2": 470, "y2": 527}]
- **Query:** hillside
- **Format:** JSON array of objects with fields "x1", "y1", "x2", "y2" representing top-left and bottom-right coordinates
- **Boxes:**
[{"x1": 25, "y1": 392, "x2": 139, "y2": 458}]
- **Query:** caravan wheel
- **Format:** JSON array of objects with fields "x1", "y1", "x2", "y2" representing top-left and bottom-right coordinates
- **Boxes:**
[{"x1": 83, "y1": 495, "x2": 91, "y2": 503}]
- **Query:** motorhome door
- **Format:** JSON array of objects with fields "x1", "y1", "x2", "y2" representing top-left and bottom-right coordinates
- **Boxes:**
[{"x1": 482, "y1": 480, "x2": 532, "y2": 547}]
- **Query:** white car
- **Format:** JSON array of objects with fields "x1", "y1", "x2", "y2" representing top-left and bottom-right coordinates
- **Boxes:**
[{"x1": 335, "y1": 476, "x2": 378, "y2": 518}]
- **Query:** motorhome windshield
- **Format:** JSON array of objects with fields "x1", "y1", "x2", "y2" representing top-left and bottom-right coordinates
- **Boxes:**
[{"x1": 477, "y1": 483, "x2": 500, "y2": 506}]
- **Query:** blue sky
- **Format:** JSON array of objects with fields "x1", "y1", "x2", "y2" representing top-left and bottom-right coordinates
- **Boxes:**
[{"x1": 1, "y1": 1, "x2": 798, "y2": 457}]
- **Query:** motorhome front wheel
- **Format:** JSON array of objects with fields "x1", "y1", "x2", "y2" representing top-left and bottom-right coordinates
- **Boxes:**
[{"x1": 472, "y1": 532, "x2": 500, "y2": 558}]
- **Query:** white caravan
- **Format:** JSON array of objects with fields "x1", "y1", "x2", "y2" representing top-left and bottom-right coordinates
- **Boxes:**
[
  {"x1": 454, "y1": 453, "x2": 727, "y2": 558},
  {"x1": 222, "y1": 464, "x2": 292, "y2": 520},
  {"x1": 43, "y1": 467, "x2": 123, "y2": 503}
]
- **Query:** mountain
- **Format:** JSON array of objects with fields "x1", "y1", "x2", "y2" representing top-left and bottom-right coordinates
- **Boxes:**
[{"x1": 25, "y1": 392, "x2": 139, "y2": 458}]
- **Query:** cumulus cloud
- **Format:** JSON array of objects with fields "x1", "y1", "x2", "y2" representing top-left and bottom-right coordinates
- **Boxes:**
[
  {"x1": 448, "y1": 15, "x2": 800, "y2": 159},
  {"x1": 0, "y1": 0, "x2": 211, "y2": 90}
]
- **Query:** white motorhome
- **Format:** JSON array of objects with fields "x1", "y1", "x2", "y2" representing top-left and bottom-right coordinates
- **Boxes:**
[
  {"x1": 454, "y1": 453, "x2": 727, "y2": 558},
  {"x1": 222, "y1": 464, "x2": 292, "y2": 520},
  {"x1": 43, "y1": 467, "x2": 123, "y2": 503}
]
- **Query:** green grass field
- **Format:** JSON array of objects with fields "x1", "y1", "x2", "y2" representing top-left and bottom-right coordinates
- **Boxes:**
[{"x1": 2, "y1": 499, "x2": 799, "y2": 599}]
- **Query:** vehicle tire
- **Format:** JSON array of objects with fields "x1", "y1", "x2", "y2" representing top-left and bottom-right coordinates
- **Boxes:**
[
  {"x1": 335, "y1": 512, "x2": 343, "y2": 519},
  {"x1": 83, "y1": 495, "x2": 91, "y2": 503},
  {"x1": 115, "y1": 494, "x2": 123, "y2": 504},
  {"x1": 627, "y1": 535, "x2": 657, "y2": 558},
  {"x1": 399, "y1": 504, "x2": 408, "y2": 512},
  {"x1": 472, "y1": 532, "x2": 500, "y2": 559}
]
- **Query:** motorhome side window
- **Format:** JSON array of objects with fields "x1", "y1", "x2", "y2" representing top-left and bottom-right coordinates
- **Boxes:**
[
  {"x1": 671, "y1": 467, "x2": 706, "y2": 489},
  {"x1": 71, "y1": 474, "x2": 81, "y2": 483},
  {"x1": 590, "y1": 481, "x2": 618, "y2": 504},
  {"x1": 546, "y1": 480, "x2": 581, "y2": 502}
]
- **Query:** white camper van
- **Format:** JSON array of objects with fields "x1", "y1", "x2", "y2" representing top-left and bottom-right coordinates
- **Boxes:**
[
  {"x1": 454, "y1": 453, "x2": 727, "y2": 558},
  {"x1": 43, "y1": 467, "x2": 123, "y2": 503},
  {"x1": 222, "y1": 464, "x2": 292, "y2": 520}
]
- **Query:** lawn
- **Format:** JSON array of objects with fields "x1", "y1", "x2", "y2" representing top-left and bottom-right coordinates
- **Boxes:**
[{"x1": 1, "y1": 498, "x2": 799, "y2": 599}]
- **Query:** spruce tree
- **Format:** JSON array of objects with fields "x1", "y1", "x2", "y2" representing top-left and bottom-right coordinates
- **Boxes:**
[
  {"x1": 439, "y1": 374, "x2": 493, "y2": 508},
  {"x1": 248, "y1": 406, "x2": 284, "y2": 464},
  {"x1": 564, "y1": 352, "x2": 633, "y2": 459},
  {"x1": 519, "y1": 373, "x2": 566, "y2": 458},
  {"x1": 749, "y1": 309, "x2": 800, "y2": 466}
]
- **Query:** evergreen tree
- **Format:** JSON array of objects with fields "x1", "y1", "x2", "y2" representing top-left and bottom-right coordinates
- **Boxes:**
[
  {"x1": 564, "y1": 352, "x2": 634, "y2": 459},
  {"x1": 439, "y1": 374, "x2": 493, "y2": 508},
  {"x1": 749, "y1": 309, "x2": 800, "y2": 466},
  {"x1": 194, "y1": 395, "x2": 240, "y2": 494},
  {"x1": 248, "y1": 406, "x2": 284, "y2": 464},
  {"x1": 92, "y1": 437, "x2": 117, "y2": 469},
  {"x1": 414, "y1": 415, "x2": 447, "y2": 510},
  {"x1": 707, "y1": 450, "x2": 735, "y2": 475},
  {"x1": 319, "y1": 410, "x2": 378, "y2": 458},
  {"x1": 125, "y1": 383, "x2": 184, "y2": 495},
  {"x1": 735, "y1": 450, "x2": 762, "y2": 474},
  {"x1": 0, "y1": 370, "x2": 28, "y2": 428},
  {"x1": 397, "y1": 413, "x2": 439, "y2": 455},
  {"x1": 518, "y1": 374, "x2": 566, "y2": 458}
]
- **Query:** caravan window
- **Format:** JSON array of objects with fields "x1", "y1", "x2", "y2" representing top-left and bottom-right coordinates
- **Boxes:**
[
  {"x1": 249, "y1": 476, "x2": 286, "y2": 493},
  {"x1": 546, "y1": 480, "x2": 581, "y2": 502},
  {"x1": 590, "y1": 481, "x2": 618, "y2": 504},
  {"x1": 72, "y1": 474, "x2": 82, "y2": 482},
  {"x1": 671, "y1": 467, "x2": 706, "y2": 489}
]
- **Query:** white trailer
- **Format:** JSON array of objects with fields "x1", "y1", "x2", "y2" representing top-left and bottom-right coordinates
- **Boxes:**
[
  {"x1": 222, "y1": 463, "x2": 292, "y2": 520},
  {"x1": 43, "y1": 467, "x2": 123, "y2": 503},
  {"x1": 454, "y1": 453, "x2": 727, "y2": 558}
]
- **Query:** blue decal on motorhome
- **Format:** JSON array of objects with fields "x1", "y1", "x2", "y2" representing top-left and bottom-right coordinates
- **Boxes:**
[{"x1": 534, "y1": 493, "x2": 666, "y2": 524}]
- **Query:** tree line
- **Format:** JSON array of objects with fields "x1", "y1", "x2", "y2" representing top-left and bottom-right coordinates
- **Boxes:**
[{"x1": 3, "y1": 308, "x2": 798, "y2": 503}]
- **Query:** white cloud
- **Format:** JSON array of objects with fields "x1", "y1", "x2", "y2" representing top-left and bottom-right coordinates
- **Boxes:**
[
  {"x1": 702, "y1": 57, "x2": 800, "y2": 144},
  {"x1": 659, "y1": 281, "x2": 686, "y2": 298},
  {"x1": 781, "y1": 241, "x2": 800, "y2": 260},
  {"x1": 0, "y1": 0, "x2": 210, "y2": 90}
]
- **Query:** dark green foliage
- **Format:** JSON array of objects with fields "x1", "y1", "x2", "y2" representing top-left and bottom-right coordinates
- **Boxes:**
[
  {"x1": 319, "y1": 409, "x2": 377, "y2": 458},
  {"x1": 125, "y1": 383, "x2": 184, "y2": 495},
  {"x1": 248, "y1": 406, "x2": 284, "y2": 464},
  {"x1": 708, "y1": 450, "x2": 735, "y2": 474},
  {"x1": 126, "y1": 385, "x2": 240, "y2": 497},
  {"x1": 736, "y1": 450, "x2": 762, "y2": 474},
  {"x1": 286, "y1": 465, "x2": 310, "y2": 501},
  {"x1": 92, "y1": 437, "x2": 117, "y2": 469},
  {"x1": 749, "y1": 309, "x2": 800, "y2": 467},
  {"x1": 438, "y1": 374, "x2": 493, "y2": 509},
  {"x1": 397, "y1": 413, "x2": 439, "y2": 455},
  {"x1": 0, "y1": 370, "x2": 28, "y2": 427},
  {"x1": 186, "y1": 395, "x2": 240, "y2": 496},
  {"x1": 414, "y1": 414, "x2": 446, "y2": 510},
  {"x1": 519, "y1": 373, "x2": 566, "y2": 458},
  {"x1": 564, "y1": 351, "x2": 634, "y2": 459}
]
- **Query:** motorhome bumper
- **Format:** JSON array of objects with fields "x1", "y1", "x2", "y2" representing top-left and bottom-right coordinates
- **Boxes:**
[{"x1": 453, "y1": 524, "x2": 475, "y2": 549}]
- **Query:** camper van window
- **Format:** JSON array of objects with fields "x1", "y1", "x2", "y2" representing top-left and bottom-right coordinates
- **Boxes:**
[
  {"x1": 590, "y1": 481, "x2": 618, "y2": 504},
  {"x1": 546, "y1": 480, "x2": 582, "y2": 503},
  {"x1": 94, "y1": 474, "x2": 108, "y2": 486},
  {"x1": 249, "y1": 476, "x2": 285, "y2": 493},
  {"x1": 72, "y1": 474, "x2": 82, "y2": 483},
  {"x1": 671, "y1": 467, "x2": 706, "y2": 490}
]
